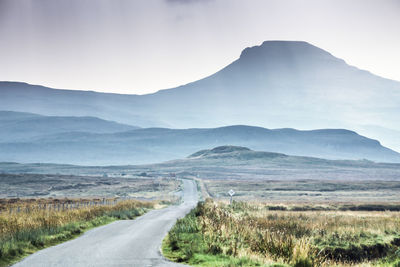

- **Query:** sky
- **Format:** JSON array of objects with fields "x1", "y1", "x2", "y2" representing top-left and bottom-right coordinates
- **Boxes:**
[{"x1": 0, "y1": 0, "x2": 399, "y2": 94}]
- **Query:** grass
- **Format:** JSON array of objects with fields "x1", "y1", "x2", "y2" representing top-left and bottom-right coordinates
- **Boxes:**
[
  {"x1": 202, "y1": 179, "x2": 400, "y2": 203},
  {"x1": 162, "y1": 208, "x2": 271, "y2": 267},
  {"x1": 0, "y1": 173, "x2": 181, "y2": 200},
  {"x1": 0, "y1": 199, "x2": 155, "y2": 267},
  {"x1": 163, "y1": 199, "x2": 400, "y2": 266}
]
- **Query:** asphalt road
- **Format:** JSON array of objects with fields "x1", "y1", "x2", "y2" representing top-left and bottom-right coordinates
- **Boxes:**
[{"x1": 13, "y1": 179, "x2": 198, "y2": 267}]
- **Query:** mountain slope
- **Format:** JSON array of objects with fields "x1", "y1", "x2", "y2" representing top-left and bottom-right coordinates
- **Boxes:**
[
  {"x1": 1, "y1": 41, "x2": 400, "y2": 150},
  {"x1": 0, "y1": 111, "x2": 139, "y2": 142},
  {"x1": 0, "y1": 125, "x2": 398, "y2": 165}
]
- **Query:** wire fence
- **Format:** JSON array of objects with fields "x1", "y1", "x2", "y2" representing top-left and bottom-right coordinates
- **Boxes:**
[{"x1": 0, "y1": 197, "x2": 136, "y2": 215}]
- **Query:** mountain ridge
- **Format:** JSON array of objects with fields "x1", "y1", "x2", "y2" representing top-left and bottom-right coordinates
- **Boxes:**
[
  {"x1": 0, "y1": 111, "x2": 139, "y2": 142},
  {"x1": 0, "y1": 118, "x2": 399, "y2": 165},
  {"x1": 1, "y1": 41, "x2": 400, "y2": 151}
]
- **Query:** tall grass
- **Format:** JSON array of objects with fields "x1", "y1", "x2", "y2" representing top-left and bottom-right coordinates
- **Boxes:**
[
  {"x1": 164, "y1": 199, "x2": 400, "y2": 266},
  {"x1": 0, "y1": 199, "x2": 154, "y2": 266}
]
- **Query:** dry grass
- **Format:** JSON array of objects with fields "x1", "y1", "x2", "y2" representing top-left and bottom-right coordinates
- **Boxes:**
[
  {"x1": 0, "y1": 199, "x2": 153, "y2": 237},
  {"x1": 208, "y1": 200, "x2": 400, "y2": 265},
  {"x1": 164, "y1": 199, "x2": 400, "y2": 266},
  {"x1": 0, "y1": 197, "x2": 117, "y2": 213},
  {"x1": 0, "y1": 198, "x2": 155, "y2": 266},
  {"x1": 0, "y1": 173, "x2": 181, "y2": 200}
]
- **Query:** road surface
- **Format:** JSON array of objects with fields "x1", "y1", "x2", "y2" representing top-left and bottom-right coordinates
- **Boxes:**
[{"x1": 13, "y1": 179, "x2": 198, "y2": 267}]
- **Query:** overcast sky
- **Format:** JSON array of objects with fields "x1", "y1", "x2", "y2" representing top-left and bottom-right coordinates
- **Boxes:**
[{"x1": 0, "y1": 0, "x2": 399, "y2": 94}]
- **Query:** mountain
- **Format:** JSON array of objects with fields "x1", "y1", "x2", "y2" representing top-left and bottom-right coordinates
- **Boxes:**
[
  {"x1": 0, "y1": 125, "x2": 398, "y2": 165},
  {"x1": 0, "y1": 111, "x2": 139, "y2": 142},
  {"x1": 1, "y1": 41, "x2": 400, "y2": 150}
]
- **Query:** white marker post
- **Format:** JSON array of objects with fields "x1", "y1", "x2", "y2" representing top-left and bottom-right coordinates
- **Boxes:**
[{"x1": 228, "y1": 189, "x2": 235, "y2": 205}]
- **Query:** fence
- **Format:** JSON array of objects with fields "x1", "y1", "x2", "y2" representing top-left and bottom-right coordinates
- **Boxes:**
[{"x1": 0, "y1": 197, "x2": 134, "y2": 215}]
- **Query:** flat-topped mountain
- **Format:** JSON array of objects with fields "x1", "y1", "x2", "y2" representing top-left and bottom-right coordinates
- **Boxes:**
[{"x1": 1, "y1": 41, "x2": 400, "y2": 150}]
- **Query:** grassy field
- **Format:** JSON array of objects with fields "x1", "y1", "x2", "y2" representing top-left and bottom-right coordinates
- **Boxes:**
[
  {"x1": 0, "y1": 198, "x2": 156, "y2": 267},
  {"x1": 202, "y1": 179, "x2": 400, "y2": 203},
  {"x1": 0, "y1": 173, "x2": 180, "y2": 200},
  {"x1": 163, "y1": 199, "x2": 400, "y2": 266}
]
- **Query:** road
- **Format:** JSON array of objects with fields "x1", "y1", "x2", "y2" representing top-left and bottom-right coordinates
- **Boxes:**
[{"x1": 13, "y1": 179, "x2": 198, "y2": 267}]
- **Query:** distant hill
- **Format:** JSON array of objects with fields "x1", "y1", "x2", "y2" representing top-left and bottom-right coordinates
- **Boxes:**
[
  {"x1": 0, "y1": 111, "x2": 139, "y2": 142},
  {"x1": 1, "y1": 145, "x2": 400, "y2": 182},
  {"x1": 1, "y1": 41, "x2": 400, "y2": 151},
  {"x1": 189, "y1": 145, "x2": 253, "y2": 157},
  {"x1": 188, "y1": 145, "x2": 287, "y2": 160},
  {"x1": 170, "y1": 145, "x2": 370, "y2": 167},
  {"x1": 0, "y1": 125, "x2": 398, "y2": 165},
  {"x1": 151, "y1": 145, "x2": 400, "y2": 181}
]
